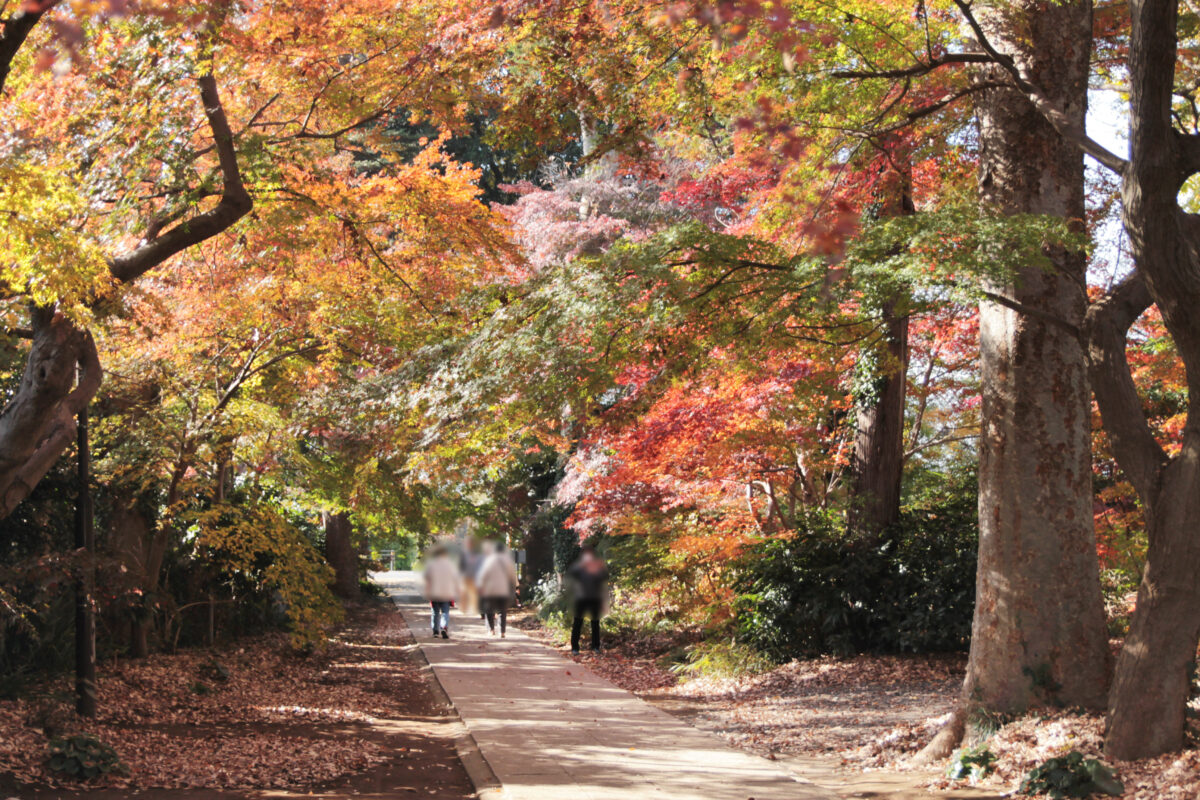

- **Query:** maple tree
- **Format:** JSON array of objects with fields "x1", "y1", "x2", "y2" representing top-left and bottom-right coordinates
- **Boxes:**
[
  {"x1": 642, "y1": 0, "x2": 1200, "y2": 761},
  {"x1": 2, "y1": 0, "x2": 1200, "y2": 782}
]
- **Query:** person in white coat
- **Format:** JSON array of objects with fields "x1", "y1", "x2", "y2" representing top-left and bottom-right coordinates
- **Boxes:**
[
  {"x1": 476, "y1": 542, "x2": 518, "y2": 637},
  {"x1": 423, "y1": 545, "x2": 462, "y2": 639}
]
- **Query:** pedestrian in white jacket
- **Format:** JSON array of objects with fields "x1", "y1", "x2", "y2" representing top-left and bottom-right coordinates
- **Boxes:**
[
  {"x1": 423, "y1": 545, "x2": 461, "y2": 639},
  {"x1": 477, "y1": 543, "x2": 518, "y2": 637}
]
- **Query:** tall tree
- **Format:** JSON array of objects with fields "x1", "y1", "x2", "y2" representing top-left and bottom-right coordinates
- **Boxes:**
[
  {"x1": 0, "y1": 5, "x2": 250, "y2": 518},
  {"x1": 956, "y1": 0, "x2": 1109, "y2": 725},
  {"x1": 1077, "y1": 0, "x2": 1200, "y2": 760},
  {"x1": 850, "y1": 157, "x2": 916, "y2": 539},
  {"x1": 909, "y1": 0, "x2": 1200, "y2": 760},
  {"x1": 642, "y1": 0, "x2": 1111, "y2": 753}
]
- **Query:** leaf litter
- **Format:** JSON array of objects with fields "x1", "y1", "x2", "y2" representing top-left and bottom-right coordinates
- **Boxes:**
[
  {"x1": 515, "y1": 609, "x2": 1200, "y2": 798},
  {"x1": 0, "y1": 600, "x2": 472, "y2": 797}
]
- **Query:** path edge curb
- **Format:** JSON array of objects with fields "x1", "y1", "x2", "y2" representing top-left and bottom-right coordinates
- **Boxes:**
[{"x1": 388, "y1": 592, "x2": 507, "y2": 800}]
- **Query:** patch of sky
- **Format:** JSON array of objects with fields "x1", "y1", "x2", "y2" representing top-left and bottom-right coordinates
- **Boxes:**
[{"x1": 1086, "y1": 89, "x2": 1128, "y2": 289}]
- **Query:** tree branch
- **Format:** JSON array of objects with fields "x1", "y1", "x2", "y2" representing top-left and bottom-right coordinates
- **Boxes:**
[
  {"x1": 1084, "y1": 271, "x2": 1167, "y2": 513},
  {"x1": 108, "y1": 74, "x2": 252, "y2": 283},
  {"x1": 0, "y1": 0, "x2": 55, "y2": 95},
  {"x1": 981, "y1": 289, "x2": 1083, "y2": 337},
  {"x1": 1174, "y1": 129, "x2": 1200, "y2": 180},
  {"x1": 952, "y1": 0, "x2": 1129, "y2": 175},
  {"x1": 832, "y1": 51, "x2": 994, "y2": 80}
]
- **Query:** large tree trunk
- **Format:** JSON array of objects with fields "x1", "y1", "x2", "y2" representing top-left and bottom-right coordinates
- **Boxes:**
[
  {"x1": 1090, "y1": 278, "x2": 1200, "y2": 761},
  {"x1": 951, "y1": 0, "x2": 1109, "y2": 744},
  {"x1": 1093, "y1": 0, "x2": 1200, "y2": 759},
  {"x1": 1106, "y1": 435, "x2": 1200, "y2": 758},
  {"x1": 0, "y1": 308, "x2": 101, "y2": 518},
  {"x1": 850, "y1": 301, "x2": 909, "y2": 537},
  {"x1": 323, "y1": 512, "x2": 359, "y2": 599}
]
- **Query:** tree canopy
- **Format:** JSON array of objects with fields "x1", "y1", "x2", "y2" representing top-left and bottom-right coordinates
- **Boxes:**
[{"x1": 0, "y1": 0, "x2": 1197, "y2": 771}]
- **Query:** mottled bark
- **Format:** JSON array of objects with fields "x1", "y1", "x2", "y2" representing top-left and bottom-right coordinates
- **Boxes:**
[
  {"x1": 960, "y1": 0, "x2": 1108, "y2": 736},
  {"x1": 0, "y1": 308, "x2": 101, "y2": 519}
]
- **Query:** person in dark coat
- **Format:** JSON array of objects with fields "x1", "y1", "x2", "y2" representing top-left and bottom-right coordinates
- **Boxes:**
[{"x1": 566, "y1": 545, "x2": 608, "y2": 653}]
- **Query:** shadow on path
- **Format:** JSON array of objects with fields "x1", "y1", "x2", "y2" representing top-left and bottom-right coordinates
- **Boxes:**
[{"x1": 377, "y1": 570, "x2": 830, "y2": 800}]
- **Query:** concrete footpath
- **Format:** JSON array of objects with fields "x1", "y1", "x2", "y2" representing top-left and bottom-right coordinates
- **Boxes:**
[{"x1": 375, "y1": 570, "x2": 832, "y2": 800}]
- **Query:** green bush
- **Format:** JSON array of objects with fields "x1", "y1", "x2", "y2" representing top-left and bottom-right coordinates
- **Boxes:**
[
  {"x1": 46, "y1": 734, "x2": 130, "y2": 781},
  {"x1": 359, "y1": 578, "x2": 386, "y2": 597},
  {"x1": 733, "y1": 486, "x2": 977, "y2": 659},
  {"x1": 669, "y1": 639, "x2": 773, "y2": 679},
  {"x1": 1020, "y1": 751, "x2": 1123, "y2": 798},
  {"x1": 947, "y1": 744, "x2": 997, "y2": 782},
  {"x1": 530, "y1": 574, "x2": 572, "y2": 628}
]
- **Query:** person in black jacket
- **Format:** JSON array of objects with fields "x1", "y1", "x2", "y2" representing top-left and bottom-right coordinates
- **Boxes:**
[{"x1": 566, "y1": 546, "x2": 608, "y2": 653}]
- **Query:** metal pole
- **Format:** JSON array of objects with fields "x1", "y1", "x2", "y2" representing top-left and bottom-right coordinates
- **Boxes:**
[{"x1": 74, "y1": 406, "x2": 97, "y2": 717}]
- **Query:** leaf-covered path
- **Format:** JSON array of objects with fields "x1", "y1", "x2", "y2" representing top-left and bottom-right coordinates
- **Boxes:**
[{"x1": 377, "y1": 570, "x2": 832, "y2": 800}]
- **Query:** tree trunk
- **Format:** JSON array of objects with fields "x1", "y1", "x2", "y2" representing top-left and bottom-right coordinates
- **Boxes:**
[
  {"x1": 1090, "y1": 278, "x2": 1200, "y2": 761},
  {"x1": 1093, "y1": 0, "x2": 1200, "y2": 759},
  {"x1": 110, "y1": 489, "x2": 156, "y2": 658},
  {"x1": 1105, "y1": 439, "x2": 1200, "y2": 758},
  {"x1": 323, "y1": 512, "x2": 358, "y2": 599},
  {"x1": 850, "y1": 161, "x2": 913, "y2": 541},
  {"x1": 955, "y1": 0, "x2": 1108, "y2": 738},
  {"x1": 0, "y1": 308, "x2": 101, "y2": 518},
  {"x1": 851, "y1": 299, "x2": 909, "y2": 538},
  {"x1": 74, "y1": 406, "x2": 96, "y2": 717}
]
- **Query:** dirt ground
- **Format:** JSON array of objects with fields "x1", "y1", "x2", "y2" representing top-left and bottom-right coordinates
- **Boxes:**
[
  {"x1": 510, "y1": 607, "x2": 1200, "y2": 800},
  {"x1": 509, "y1": 607, "x2": 1001, "y2": 800},
  {"x1": 0, "y1": 599, "x2": 475, "y2": 800}
]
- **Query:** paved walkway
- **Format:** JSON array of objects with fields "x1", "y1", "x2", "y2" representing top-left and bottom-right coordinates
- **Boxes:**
[{"x1": 376, "y1": 570, "x2": 832, "y2": 800}]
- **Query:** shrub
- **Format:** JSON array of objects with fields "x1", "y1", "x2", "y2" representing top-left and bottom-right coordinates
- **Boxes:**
[
  {"x1": 669, "y1": 639, "x2": 772, "y2": 679},
  {"x1": 46, "y1": 734, "x2": 130, "y2": 781},
  {"x1": 733, "y1": 485, "x2": 977, "y2": 659},
  {"x1": 530, "y1": 574, "x2": 571, "y2": 628},
  {"x1": 1020, "y1": 751, "x2": 1123, "y2": 798},
  {"x1": 189, "y1": 500, "x2": 343, "y2": 648},
  {"x1": 947, "y1": 744, "x2": 997, "y2": 783}
]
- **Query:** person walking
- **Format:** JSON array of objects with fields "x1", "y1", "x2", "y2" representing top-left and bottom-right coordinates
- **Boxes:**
[
  {"x1": 460, "y1": 538, "x2": 481, "y2": 617},
  {"x1": 567, "y1": 545, "x2": 608, "y2": 653},
  {"x1": 423, "y1": 544, "x2": 461, "y2": 639},
  {"x1": 477, "y1": 541, "x2": 518, "y2": 637}
]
